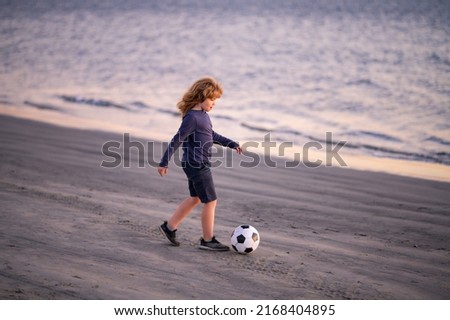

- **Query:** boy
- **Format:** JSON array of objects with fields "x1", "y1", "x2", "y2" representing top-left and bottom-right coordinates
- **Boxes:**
[{"x1": 158, "y1": 77, "x2": 242, "y2": 251}]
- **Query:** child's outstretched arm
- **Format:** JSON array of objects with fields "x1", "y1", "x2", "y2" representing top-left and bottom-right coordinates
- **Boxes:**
[{"x1": 212, "y1": 130, "x2": 241, "y2": 154}]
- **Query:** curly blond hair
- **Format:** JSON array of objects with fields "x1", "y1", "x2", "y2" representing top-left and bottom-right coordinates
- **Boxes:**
[{"x1": 177, "y1": 77, "x2": 223, "y2": 117}]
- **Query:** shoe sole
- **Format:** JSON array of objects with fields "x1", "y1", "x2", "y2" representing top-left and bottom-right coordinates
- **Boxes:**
[
  {"x1": 198, "y1": 244, "x2": 230, "y2": 251},
  {"x1": 159, "y1": 225, "x2": 180, "y2": 246}
]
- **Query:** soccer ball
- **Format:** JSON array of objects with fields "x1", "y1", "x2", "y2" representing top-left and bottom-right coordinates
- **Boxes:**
[{"x1": 230, "y1": 225, "x2": 260, "y2": 254}]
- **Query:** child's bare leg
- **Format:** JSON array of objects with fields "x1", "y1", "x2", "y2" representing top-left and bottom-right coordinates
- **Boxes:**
[
  {"x1": 201, "y1": 199, "x2": 217, "y2": 241},
  {"x1": 168, "y1": 196, "x2": 201, "y2": 230}
]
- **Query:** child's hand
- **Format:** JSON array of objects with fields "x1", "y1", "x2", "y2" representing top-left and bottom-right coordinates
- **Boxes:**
[
  {"x1": 158, "y1": 167, "x2": 168, "y2": 176},
  {"x1": 235, "y1": 146, "x2": 242, "y2": 155}
]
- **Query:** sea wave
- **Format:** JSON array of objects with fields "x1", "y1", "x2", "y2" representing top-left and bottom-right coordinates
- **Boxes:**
[
  {"x1": 58, "y1": 95, "x2": 129, "y2": 110},
  {"x1": 24, "y1": 100, "x2": 65, "y2": 113},
  {"x1": 429, "y1": 53, "x2": 450, "y2": 68},
  {"x1": 426, "y1": 136, "x2": 450, "y2": 146}
]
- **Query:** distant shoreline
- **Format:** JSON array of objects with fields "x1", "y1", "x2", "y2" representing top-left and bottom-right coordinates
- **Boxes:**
[{"x1": 1, "y1": 109, "x2": 449, "y2": 183}]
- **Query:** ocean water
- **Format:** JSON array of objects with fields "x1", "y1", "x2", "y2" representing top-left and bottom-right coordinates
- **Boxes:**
[{"x1": 1, "y1": 0, "x2": 449, "y2": 173}]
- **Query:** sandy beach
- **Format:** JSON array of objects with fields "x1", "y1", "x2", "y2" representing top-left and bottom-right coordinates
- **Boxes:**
[{"x1": 0, "y1": 114, "x2": 449, "y2": 300}]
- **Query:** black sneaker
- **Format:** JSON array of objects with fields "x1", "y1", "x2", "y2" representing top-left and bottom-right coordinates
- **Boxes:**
[
  {"x1": 159, "y1": 221, "x2": 180, "y2": 246},
  {"x1": 198, "y1": 236, "x2": 230, "y2": 251}
]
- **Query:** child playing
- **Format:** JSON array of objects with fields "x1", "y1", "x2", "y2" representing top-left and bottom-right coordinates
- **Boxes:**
[{"x1": 158, "y1": 77, "x2": 242, "y2": 251}]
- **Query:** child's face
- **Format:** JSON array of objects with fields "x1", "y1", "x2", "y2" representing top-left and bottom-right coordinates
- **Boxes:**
[{"x1": 200, "y1": 98, "x2": 217, "y2": 112}]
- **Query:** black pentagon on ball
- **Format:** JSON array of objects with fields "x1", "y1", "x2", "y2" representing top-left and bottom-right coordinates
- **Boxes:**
[
  {"x1": 232, "y1": 244, "x2": 238, "y2": 252},
  {"x1": 241, "y1": 225, "x2": 250, "y2": 229},
  {"x1": 244, "y1": 247, "x2": 254, "y2": 253},
  {"x1": 237, "y1": 234, "x2": 246, "y2": 244},
  {"x1": 252, "y1": 232, "x2": 259, "y2": 242}
]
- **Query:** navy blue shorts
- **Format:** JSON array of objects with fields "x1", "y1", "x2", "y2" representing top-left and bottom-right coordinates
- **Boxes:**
[{"x1": 182, "y1": 162, "x2": 217, "y2": 204}]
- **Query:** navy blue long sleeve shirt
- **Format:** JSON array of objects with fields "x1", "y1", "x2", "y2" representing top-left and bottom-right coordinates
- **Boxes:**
[{"x1": 159, "y1": 110, "x2": 239, "y2": 167}]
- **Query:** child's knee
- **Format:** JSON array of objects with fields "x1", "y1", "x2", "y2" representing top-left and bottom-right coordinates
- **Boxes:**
[
  {"x1": 204, "y1": 199, "x2": 217, "y2": 207},
  {"x1": 191, "y1": 197, "x2": 201, "y2": 206}
]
